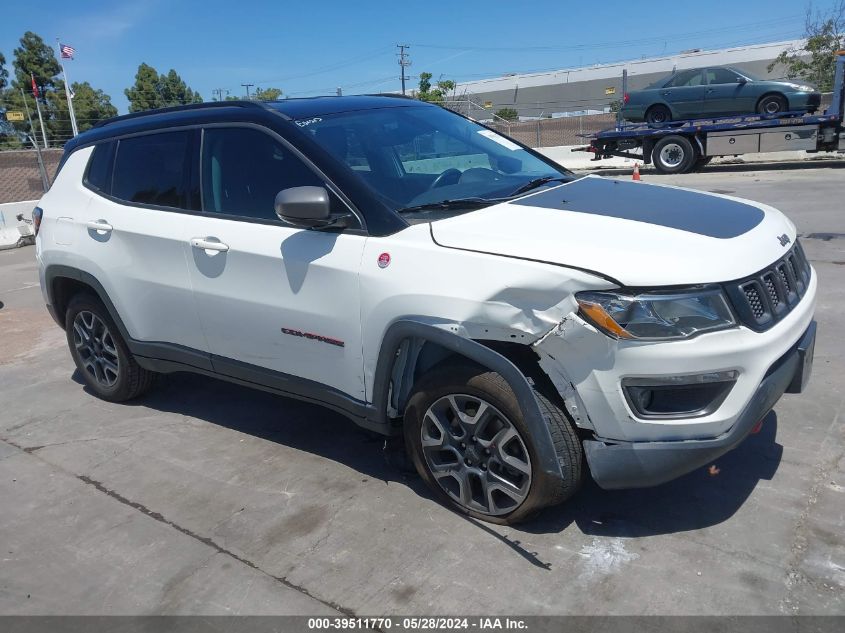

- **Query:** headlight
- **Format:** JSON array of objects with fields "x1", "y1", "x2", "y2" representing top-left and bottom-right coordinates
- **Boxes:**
[{"x1": 576, "y1": 288, "x2": 737, "y2": 340}]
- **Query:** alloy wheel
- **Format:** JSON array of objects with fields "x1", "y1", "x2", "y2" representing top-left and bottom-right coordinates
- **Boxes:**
[
  {"x1": 420, "y1": 394, "x2": 532, "y2": 516},
  {"x1": 72, "y1": 311, "x2": 120, "y2": 388},
  {"x1": 659, "y1": 143, "x2": 685, "y2": 167}
]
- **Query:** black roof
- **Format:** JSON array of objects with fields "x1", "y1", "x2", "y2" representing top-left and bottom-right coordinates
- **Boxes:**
[{"x1": 63, "y1": 95, "x2": 429, "y2": 154}]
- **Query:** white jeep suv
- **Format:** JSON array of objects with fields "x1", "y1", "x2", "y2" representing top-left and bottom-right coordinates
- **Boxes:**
[{"x1": 35, "y1": 97, "x2": 816, "y2": 524}]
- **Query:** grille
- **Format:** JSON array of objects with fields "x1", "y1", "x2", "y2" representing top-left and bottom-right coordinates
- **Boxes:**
[{"x1": 725, "y1": 242, "x2": 812, "y2": 331}]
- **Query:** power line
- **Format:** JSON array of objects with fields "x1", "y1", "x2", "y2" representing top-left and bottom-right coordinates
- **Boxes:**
[{"x1": 241, "y1": 83, "x2": 254, "y2": 99}]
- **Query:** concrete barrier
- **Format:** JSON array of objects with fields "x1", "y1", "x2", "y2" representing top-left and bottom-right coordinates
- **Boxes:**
[{"x1": 0, "y1": 200, "x2": 37, "y2": 250}]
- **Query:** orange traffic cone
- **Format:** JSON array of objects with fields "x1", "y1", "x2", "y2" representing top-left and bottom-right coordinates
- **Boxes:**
[{"x1": 632, "y1": 163, "x2": 641, "y2": 181}]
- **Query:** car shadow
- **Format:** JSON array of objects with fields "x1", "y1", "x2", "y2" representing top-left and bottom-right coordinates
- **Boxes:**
[{"x1": 76, "y1": 370, "x2": 783, "y2": 539}]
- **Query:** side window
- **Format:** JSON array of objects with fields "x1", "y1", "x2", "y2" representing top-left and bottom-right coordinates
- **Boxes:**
[
  {"x1": 84, "y1": 141, "x2": 116, "y2": 194},
  {"x1": 666, "y1": 70, "x2": 703, "y2": 88},
  {"x1": 201, "y1": 127, "x2": 324, "y2": 221},
  {"x1": 706, "y1": 68, "x2": 740, "y2": 85},
  {"x1": 112, "y1": 131, "x2": 193, "y2": 209}
]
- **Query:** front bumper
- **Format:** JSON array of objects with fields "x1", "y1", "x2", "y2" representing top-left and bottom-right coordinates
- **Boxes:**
[{"x1": 583, "y1": 320, "x2": 816, "y2": 489}]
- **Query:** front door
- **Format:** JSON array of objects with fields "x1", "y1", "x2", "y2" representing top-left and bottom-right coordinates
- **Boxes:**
[
  {"x1": 704, "y1": 68, "x2": 754, "y2": 116},
  {"x1": 660, "y1": 69, "x2": 707, "y2": 117},
  {"x1": 184, "y1": 126, "x2": 367, "y2": 400}
]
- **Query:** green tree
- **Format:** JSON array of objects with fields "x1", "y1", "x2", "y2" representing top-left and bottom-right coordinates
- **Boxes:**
[
  {"x1": 11, "y1": 31, "x2": 60, "y2": 96},
  {"x1": 768, "y1": 1, "x2": 844, "y2": 91},
  {"x1": 48, "y1": 80, "x2": 117, "y2": 137},
  {"x1": 125, "y1": 63, "x2": 202, "y2": 112},
  {"x1": 0, "y1": 51, "x2": 9, "y2": 90},
  {"x1": 415, "y1": 73, "x2": 455, "y2": 104},
  {"x1": 418, "y1": 72, "x2": 432, "y2": 95},
  {"x1": 495, "y1": 107, "x2": 519, "y2": 121},
  {"x1": 160, "y1": 69, "x2": 202, "y2": 106},
  {"x1": 253, "y1": 87, "x2": 282, "y2": 101}
]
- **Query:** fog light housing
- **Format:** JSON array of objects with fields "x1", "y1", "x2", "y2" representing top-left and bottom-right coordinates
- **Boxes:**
[{"x1": 622, "y1": 371, "x2": 738, "y2": 419}]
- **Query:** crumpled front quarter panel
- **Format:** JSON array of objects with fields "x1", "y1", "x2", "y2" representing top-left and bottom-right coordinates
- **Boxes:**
[{"x1": 358, "y1": 224, "x2": 614, "y2": 402}]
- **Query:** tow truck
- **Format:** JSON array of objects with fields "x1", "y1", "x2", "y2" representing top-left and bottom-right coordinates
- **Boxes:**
[{"x1": 576, "y1": 51, "x2": 845, "y2": 173}]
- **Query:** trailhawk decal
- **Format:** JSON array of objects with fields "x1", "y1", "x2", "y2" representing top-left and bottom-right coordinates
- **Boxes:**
[
  {"x1": 281, "y1": 327, "x2": 345, "y2": 348},
  {"x1": 513, "y1": 176, "x2": 765, "y2": 239}
]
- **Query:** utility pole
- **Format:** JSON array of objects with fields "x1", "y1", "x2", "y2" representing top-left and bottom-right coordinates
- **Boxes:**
[
  {"x1": 397, "y1": 44, "x2": 411, "y2": 95},
  {"x1": 212, "y1": 88, "x2": 230, "y2": 102},
  {"x1": 241, "y1": 83, "x2": 254, "y2": 99}
]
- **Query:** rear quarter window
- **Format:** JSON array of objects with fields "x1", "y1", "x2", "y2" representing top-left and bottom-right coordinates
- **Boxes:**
[{"x1": 84, "y1": 141, "x2": 116, "y2": 194}]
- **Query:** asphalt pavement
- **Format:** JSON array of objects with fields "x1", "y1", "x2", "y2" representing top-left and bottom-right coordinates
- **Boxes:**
[{"x1": 0, "y1": 162, "x2": 843, "y2": 615}]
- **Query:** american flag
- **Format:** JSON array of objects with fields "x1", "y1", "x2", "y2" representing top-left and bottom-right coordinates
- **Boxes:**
[{"x1": 60, "y1": 43, "x2": 75, "y2": 59}]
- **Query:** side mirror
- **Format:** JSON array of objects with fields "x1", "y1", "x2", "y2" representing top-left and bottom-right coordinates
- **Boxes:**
[
  {"x1": 275, "y1": 186, "x2": 332, "y2": 228},
  {"x1": 736, "y1": 76, "x2": 747, "y2": 84}
]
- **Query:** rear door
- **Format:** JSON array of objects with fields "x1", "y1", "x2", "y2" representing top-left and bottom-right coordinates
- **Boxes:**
[
  {"x1": 659, "y1": 69, "x2": 706, "y2": 117},
  {"x1": 183, "y1": 125, "x2": 368, "y2": 400},
  {"x1": 704, "y1": 68, "x2": 754, "y2": 115},
  {"x1": 82, "y1": 131, "x2": 209, "y2": 357}
]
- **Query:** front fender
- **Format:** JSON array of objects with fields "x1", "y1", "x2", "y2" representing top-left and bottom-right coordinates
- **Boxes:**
[{"x1": 367, "y1": 318, "x2": 564, "y2": 482}]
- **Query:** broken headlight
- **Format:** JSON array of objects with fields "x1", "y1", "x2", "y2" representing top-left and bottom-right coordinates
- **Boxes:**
[{"x1": 575, "y1": 288, "x2": 737, "y2": 340}]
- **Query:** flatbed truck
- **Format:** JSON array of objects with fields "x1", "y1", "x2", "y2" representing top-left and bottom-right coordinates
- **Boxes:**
[{"x1": 576, "y1": 51, "x2": 845, "y2": 174}]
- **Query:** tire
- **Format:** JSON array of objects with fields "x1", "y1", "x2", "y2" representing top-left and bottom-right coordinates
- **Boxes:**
[
  {"x1": 651, "y1": 135, "x2": 698, "y2": 174},
  {"x1": 65, "y1": 293, "x2": 155, "y2": 402},
  {"x1": 645, "y1": 104, "x2": 672, "y2": 125},
  {"x1": 403, "y1": 363, "x2": 582, "y2": 525},
  {"x1": 757, "y1": 94, "x2": 787, "y2": 115}
]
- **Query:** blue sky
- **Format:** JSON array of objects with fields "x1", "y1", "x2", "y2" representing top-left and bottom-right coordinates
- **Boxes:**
[{"x1": 1, "y1": 0, "x2": 826, "y2": 113}]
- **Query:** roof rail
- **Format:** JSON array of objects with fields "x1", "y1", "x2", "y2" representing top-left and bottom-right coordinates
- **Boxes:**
[
  {"x1": 366, "y1": 93, "x2": 416, "y2": 100},
  {"x1": 92, "y1": 100, "x2": 272, "y2": 129}
]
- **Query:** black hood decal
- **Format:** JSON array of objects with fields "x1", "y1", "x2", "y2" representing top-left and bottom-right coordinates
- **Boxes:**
[{"x1": 513, "y1": 176, "x2": 764, "y2": 239}]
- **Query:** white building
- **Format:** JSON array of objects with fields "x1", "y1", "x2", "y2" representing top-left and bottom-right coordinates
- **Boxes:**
[{"x1": 453, "y1": 40, "x2": 804, "y2": 119}]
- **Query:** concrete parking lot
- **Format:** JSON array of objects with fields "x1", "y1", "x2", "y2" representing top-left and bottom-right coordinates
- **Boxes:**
[{"x1": 1, "y1": 161, "x2": 843, "y2": 616}]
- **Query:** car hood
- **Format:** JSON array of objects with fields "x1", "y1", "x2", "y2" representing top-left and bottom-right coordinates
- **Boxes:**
[{"x1": 429, "y1": 175, "x2": 797, "y2": 287}]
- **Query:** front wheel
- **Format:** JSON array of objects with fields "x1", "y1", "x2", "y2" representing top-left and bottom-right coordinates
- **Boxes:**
[
  {"x1": 651, "y1": 135, "x2": 698, "y2": 174},
  {"x1": 757, "y1": 94, "x2": 787, "y2": 115},
  {"x1": 404, "y1": 364, "x2": 582, "y2": 524},
  {"x1": 65, "y1": 293, "x2": 156, "y2": 402}
]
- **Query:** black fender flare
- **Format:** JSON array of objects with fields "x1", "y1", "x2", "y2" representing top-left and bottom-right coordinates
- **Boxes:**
[
  {"x1": 44, "y1": 264, "x2": 132, "y2": 340},
  {"x1": 368, "y1": 318, "x2": 564, "y2": 481}
]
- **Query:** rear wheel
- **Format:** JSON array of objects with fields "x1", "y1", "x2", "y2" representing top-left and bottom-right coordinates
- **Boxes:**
[
  {"x1": 404, "y1": 364, "x2": 582, "y2": 524},
  {"x1": 757, "y1": 94, "x2": 787, "y2": 115},
  {"x1": 645, "y1": 104, "x2": 672, "y2": 125},
  {"x1": 651, "y1": 135, "x2": 698, "y2": 174},
  {"x1": 65, "y1": 293, "x2": 155, "y2": 402}
]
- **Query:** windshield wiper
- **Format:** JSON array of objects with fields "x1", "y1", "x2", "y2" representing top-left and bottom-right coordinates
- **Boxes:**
[
  {"x1": 396, "y1": 197, "x2": 505, "y2": 214},
  {"x1": 509, "y1": 176, "x2": 570, "y2": 197}
]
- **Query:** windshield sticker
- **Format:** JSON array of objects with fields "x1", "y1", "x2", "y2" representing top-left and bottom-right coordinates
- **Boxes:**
[
  {"x1": 477, "y1": 129, "x2": 521, "y2": 151},
  {"x1": 296, "y1": 117, "x2": 322, "y2": 128}
]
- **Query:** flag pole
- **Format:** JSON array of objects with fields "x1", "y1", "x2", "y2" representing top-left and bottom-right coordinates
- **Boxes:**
[
  {"x1": 31, "y1": 73, "x2": 49, "y2": 149},
  {"x1": 56, "y1": 38, "x2": 79, "y2": 137}
]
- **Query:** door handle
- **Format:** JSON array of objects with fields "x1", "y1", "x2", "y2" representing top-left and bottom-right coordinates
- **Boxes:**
[
  {"x1": 190, "y1": 238, "x2": 229, "y2": 252},
  {"x1": 86, "y1": 220, "x2": 113, "y2": 233}
]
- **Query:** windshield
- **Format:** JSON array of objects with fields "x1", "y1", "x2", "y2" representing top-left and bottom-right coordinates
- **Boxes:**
[{"x1": 299, "y1": 104, "x2": 572, "y2": 218}]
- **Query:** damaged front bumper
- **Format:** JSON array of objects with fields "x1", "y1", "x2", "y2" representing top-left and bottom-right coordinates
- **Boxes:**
[{"x1": 582, "y1": 321, "x2": 816, "y2": 489}]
